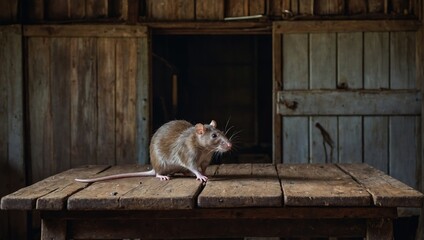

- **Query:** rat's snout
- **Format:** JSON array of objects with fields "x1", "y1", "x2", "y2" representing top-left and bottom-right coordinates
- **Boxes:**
[{"x1": 219, "y1": 141, "x2": 232, "y2": 152}]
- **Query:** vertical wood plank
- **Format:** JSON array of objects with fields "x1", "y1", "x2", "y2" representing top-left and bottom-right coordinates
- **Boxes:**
[
  {"x1": 346, "y1": 0, "x2": 367, "y2": 14},
  {"x1": 363, "y1": 32, "x2": 390, "y2": 173},
  {"x1": 272, "y1": 26, "x2": 282, "y2": 163},
  {"x1": 225, "y1": 0, "x2": 248, "y2": 17},
  {"x1": 41, "y1": 219, "x2": 66, "y2": 240},
  {"x1": 337, "y1": 32, "x2": 363, "y2": 163},
  {"x1": 136, "y1": 36, "x2": 151, "y2": 164},
  {"x1": 314, "y1": 0, "x2": 344, "y2": 15},
  {"x1": 149, "y1": 0, "x2": 195, "y2": 20},
  {"x1": 27, "y1": 0, "x2": 45, "y2": 21},
  {"x1": 249, "y1": 0, "x2": 266, "y2": 15},
  {"x1": 70, "y1": 0, "x2": 86, "y2": 19},
  {"x1": 86, "y1": 0, "x2": 108, "y2": 18},
  {"x1": 70, "y1": 38, "x2": 98, "y2": 167},
  {"x1": 50, "y1": 38, "x2": 71, "y2": 173},
  {"x1": 298, "y1": 0, "x2": 314, "y2": 15},
  {"x1": 368, "y1": 0, "x2": 385, "y2": 13},
  {"x1": 0, "y1": 25, "x2": 26, "y2": 240},
  {"x1": 116, "y1": 38, "x2": 137, "y2": 164},
  {"x1": 282, "y1": 34, "x2": 309, "y2": 163},
  {"x1": 196, "y1": 0, "x2": 224, "y2": 20},
  {"x1": 46, "y1": 0, "x2": 70, "y2": 20},
  {"x1": 97, "y1": 38, "x2": 116, "y2": 165},
  {"x1": 0, "y1": 0, "x2": 18, "y2": 21},
  {"x1": 269, "y1": 0, "x2": 283, "y2": 17},
  {"x1": 390, "y1": 31, "x2": 417, "y2": 188},
  {"x1": 28, "y1": 37, "x2": 52, "y2": 183},
  {"x1": 310, "y1": 33, "x2": 337, "y2": 163}
]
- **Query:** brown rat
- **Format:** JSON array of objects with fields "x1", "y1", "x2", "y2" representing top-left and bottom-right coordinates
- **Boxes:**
[{"x1": 75, "y1": 120, "x2": 232, "y2": 183}]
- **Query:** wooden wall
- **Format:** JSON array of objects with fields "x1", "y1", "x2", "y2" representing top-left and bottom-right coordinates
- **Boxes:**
[
  {"x1": 24, "y1": 25, "x2": 151, "y2": 183},
  {"x1": 0, "y1": 25, "x2": 26, "y2": 240},
  {"x1": 0, "y1": 0, "x2": 419, "y2": 23},
  {"x1": 274, "y1": 28, "x2": 419, "y2": 188}
]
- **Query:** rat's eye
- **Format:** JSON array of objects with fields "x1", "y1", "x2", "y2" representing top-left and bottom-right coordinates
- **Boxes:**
[{"x1": 211, "y1": 133, "x2": 217, "y2": 139}]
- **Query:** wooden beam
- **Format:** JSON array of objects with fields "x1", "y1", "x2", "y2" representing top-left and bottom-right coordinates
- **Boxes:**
[
  {"x1": 277, "y1": 90, "x2": 421, "y2": 116},
  {"x1": 274, "y1": 20, "x2": 421, "y2": 33},
  {"x1": 23, "y1": 25, "x2": 148, "y2": 37}
]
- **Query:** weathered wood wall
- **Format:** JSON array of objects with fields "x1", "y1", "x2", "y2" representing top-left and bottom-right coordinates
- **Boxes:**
[
  {"x1": 0, "y1": 25, "x2": 26, "y2": 240},
  {"x1": 274, "y1": 26, "x2": 419, "y2": 189},
  {"x1": 0, "y1": 0, "x2": 419, "y2": 23},
  {"x1": 25, "y1": 25, "x2": 151, "y2": 183}
]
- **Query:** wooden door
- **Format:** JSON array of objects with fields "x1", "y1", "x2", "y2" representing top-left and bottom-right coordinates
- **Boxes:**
[
  {"x1": 273, "y1": 21, "x2": 421, "y2": 189},
  {"x1": 25, "y1": 25, "x2": 151, "y2": 183}
]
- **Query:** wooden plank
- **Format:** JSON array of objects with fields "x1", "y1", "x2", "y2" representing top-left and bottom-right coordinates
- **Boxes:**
[
  {"x1": 86, "y1": 0, "x2": 108, "y2": 18},
  {"x1": 338, "y1": 163, "x2": 424, "y2": 207},
  {"x1": 27, "y1": 0, "x2": 44, "y2": 20},
  {"x1": 0, "y1": 165, "x2": 108, "y2": 210},
  {"x1": 225, "y1": 0, "x2": 248, "y2": 17},
  {"x1": 273, "y1": 20, "x2": 421, "y2": 34},
  {"x1": 50, "y1": 38, "x2": 71, "y2": 173},
  {"x1": 368, "y1": 0, "x2": 385, "y2": 13},
  {"x1": 136, "y1": 37, "x2": 150, "y2": 164},
  {"x1": 272, "y1": 25, "x2": 282, "y2": 163},
  {"x1": 70, "y1": 38, "x2": 97, "y2": 166},
  {"x1": 45, "y1": 0, "x2": 69, "y2": 20},
  {"x1": 149, "y1": 0, "x2": 195, "y2": 20},
  {"x1": 97, "y1": 38, "x2": 116, "y2": 165},
  {"x1": 0, "y1": 25, "x2": 25, "y2": 240},
  {"x1": 0, "y1": 0, "x2": 17, "y2": 21},
  {"x1": 28, "y1": 37, "x2": 52, "y2": 183},
  {"x1": 24, "y1": 25, "x2": 148, "y2": 37},
  {"x1": 367, "y1": 218, "x2": 393, "y2": 240},
  {"x1": 346, "y1": 0, "x2": 367, "y2": 14},
  {"x1": 116, "y1": 38, "x2": 137, "y2": 164},
  {"x1": 282, "y1": 34, "x2": 309, "y2": 163},
  {"x1": 278, "y1": 164, "x2": 371, "y2": 206},
  {"x1": 363, "y1": 32, "x2": 390, "y2": 172},
  {"x1": 67, "y1": 165, "x2": 185, "y2": 210},
  {"x1": 249, "y1": 0, "x2": 266, "y2": 15},
  {"x1": 70, "y1": 0, "x2": 85, "y2": 18},
  {"x1": 298, "y1": 0, "x2": 314, "y2": 15},
  {"x1": 196, "y1": 0, "x2": 224, "y2": 20},
  {"x1": 309, "y1": 33, "x2": 337, "y2": 163},
  {"x1": 119, "y1": 177, "x2": 204, "y2": 210},
  {"x1": 277, "y1": 90, "x2": 421, "y2": 115},
  {"x1": 314, "y1": 0, "x2": 344, "y2": 15},
  {"x1": 41, "y1": 219, "x2": 66, "y2": 240},
  {"x1": 389, "y1": 31, "x2": 418, "y2": 188},
  {"x1": 198, "y1": 164, "x2": 282, "y2": 208},
  {"x1": 337, "y1": 32, "x2": 363, "y2": 163}
]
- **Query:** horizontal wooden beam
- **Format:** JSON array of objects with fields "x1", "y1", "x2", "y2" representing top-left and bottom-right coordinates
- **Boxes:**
[
  {"x1": 274, "y1": 20, "x2": 421, "y2": 33},
  {"x1": 23, "y1": 25, "x2": 148, "y2": 37},
  {"x1": 277, "y1": 90, "x2": 421, "y2": 116}
]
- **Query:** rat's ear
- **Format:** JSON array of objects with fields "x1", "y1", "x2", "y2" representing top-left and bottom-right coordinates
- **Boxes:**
[
  {"x1": 195, "y1": 123, "x2": 205, "y2": 135},
  {"x1": 210, "y1": 120, "x2": 217, "y2": 128}
]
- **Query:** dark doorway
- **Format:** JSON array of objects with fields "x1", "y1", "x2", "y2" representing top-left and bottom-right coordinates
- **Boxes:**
[{"x1": 152, "y1": 35, "x2": 272, "y2": 163}]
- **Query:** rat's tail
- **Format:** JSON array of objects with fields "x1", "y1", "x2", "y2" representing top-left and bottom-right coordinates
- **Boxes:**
[{"x1": 75, "y1": 169, "x2": 156, "y2": 183}]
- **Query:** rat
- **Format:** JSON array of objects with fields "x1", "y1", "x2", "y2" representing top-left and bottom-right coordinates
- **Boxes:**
[{"x1": 75, "y1": 120, "x2": 232, "y2": 183}]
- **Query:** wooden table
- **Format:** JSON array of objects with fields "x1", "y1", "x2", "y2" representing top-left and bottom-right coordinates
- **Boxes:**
[{"x1": 1, "y1": 163, "x2": 423, "y2": 239}]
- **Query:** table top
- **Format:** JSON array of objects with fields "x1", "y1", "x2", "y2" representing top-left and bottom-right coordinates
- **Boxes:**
[{"x1": 1, "y1": 163, "x2": 423, "y2": 211}]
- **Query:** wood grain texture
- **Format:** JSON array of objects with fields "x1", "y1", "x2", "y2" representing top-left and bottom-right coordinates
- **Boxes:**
[
  {"x1": 282, "y1": 33, "x2": 309, "y2": 163},
  {"x1": 196, "y1": 0, "x2": 224, "y2": 20},
  {"x1": 314, "y1": 0, "x2": 344, "y2": 15},
  {"x1": 1, "y1": 165, "x2": 108, "y2": 210},
  {"x1": 70, "y1": 38, "x2": 98, "y2": 166},
  {"x1": 24, "y1": 25, "x2": 148, "y2": 37},
  {"x1": 389, "y1": 31, "x2": 418, "y2": 189},
  {"x1": 97, "y1": 38, "x2": 117, "y2": 165},
  {"x1": 148, "y1": 0, "x2": 195, "y2": 20},
  {"x1": 272, "y1": 25, "x2": 282, "y2": 163},
  {"x1": 0, "y1": 25, "x2": 25, "y2": 240},
  {"x1": 198, "y1": 164, "x2": 282, "y2": 208},
  {"x1": 363, "y1": 32, "x2": 389, "y2": 172},
  {"x1": 335, "y1": 33, "x2": 362, "y2": 163},
  {"x1": 277, "y1": 90, "x2": 421, "y2": 115},
  {"x1": 338, "y1": 163, "x2": 424, "y2": 207},
  {"x1": 278, "y1": 164, "x2": 371, "y2": 206},
  {"x1": 274, "y1": 20, "x2": 421, "y2": 33}
]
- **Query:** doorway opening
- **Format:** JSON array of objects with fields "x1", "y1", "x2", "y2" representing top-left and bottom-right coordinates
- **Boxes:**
[{"x1": 152, "y1": 34, "x2": 272, "y2": 164}]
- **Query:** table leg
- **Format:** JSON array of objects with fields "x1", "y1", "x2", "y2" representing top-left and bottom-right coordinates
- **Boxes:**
[
  {"x1": 366, "y1": 218, "x2": 393, "y2": 240},
  {"x1": 41, "y1": 218, "x2": 66, "y2": 240}
]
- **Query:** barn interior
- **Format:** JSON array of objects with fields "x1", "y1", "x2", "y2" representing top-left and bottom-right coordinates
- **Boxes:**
[{"x1": 0, "y1": 0, "x2": 423, "y2": 239}]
